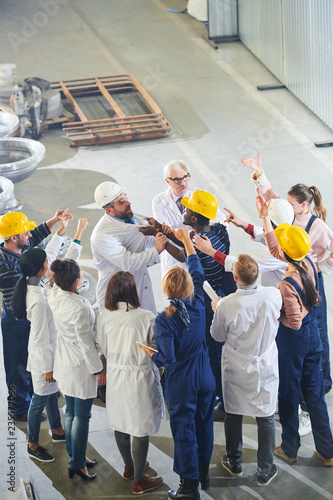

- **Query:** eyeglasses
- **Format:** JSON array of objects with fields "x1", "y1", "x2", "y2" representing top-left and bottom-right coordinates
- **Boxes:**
[{"x1": 168, "y1": 173, "x2": 191, "y2": 185}]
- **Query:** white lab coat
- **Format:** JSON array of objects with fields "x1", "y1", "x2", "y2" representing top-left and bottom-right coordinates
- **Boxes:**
[
  {"x1": 211, "y1": 285, "x2": 282, "y2": 417},
  {"x1": 96, "y1": 304, "x2": 164, "y2": 437},
  {"x1": 91, "y1": 214, "x2": 159, "y2": 313},
  {"x1": 26, "y1": 235, "x2": 82, "y2": 396},
  {"x1": 48, "y1": 285, "x2": 102, "y2": 400},
  {"x1": 152, "y1": 186, "x2": 226, "y2": 277}
]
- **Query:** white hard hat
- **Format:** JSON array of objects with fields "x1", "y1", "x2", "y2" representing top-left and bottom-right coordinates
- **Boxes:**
[
  {"x1": 94, "y1": 181, "x2": 125, "y2": 209},
  {"x1": 269, "y1": 198, "x2": 294, "y2": 226}
]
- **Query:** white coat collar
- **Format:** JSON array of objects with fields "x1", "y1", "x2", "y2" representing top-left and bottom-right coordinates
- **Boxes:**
[{"x1": 116, "y1": 302, "x2": 136, "y2": 311}]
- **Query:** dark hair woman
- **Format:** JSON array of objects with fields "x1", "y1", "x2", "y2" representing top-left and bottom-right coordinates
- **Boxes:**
[
  {"x1": 48, "y1": 258, "x2": 105, "y2": 481},
  {"x1": 257, "y1": 195, "x2": 333, "y2": 468},
  {"x1": 12, "y1": 247, "x2": 65, "y2": 463},
  {"x1": 96, "y1": 271, "x2": 164, "y2": 495},
  {"x1": 139, "y1": 228, "x2": 215, "y2": 499},
  {"x1": 243, "y1": 154, "x2": 333, "y2": 397}
]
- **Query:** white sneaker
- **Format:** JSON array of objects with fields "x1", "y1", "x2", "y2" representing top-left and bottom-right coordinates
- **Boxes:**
[{"x1": 299, "y1": 411, "x2": 312, "y2": 436}]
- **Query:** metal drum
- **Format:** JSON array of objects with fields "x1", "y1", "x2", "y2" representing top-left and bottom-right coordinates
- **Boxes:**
[
  {"x1": 0, "y1": 176, "x2": 22, "y2": 215},
  {"x1": 0, "y1": 137, "x2": 45, "y2": 183},
  {"x1": 0, "y1": 111, "x2": 19, "y2": 138}
]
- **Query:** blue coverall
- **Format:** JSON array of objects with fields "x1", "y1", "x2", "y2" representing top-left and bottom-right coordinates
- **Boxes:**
[
  {"x1": 277, "y1": 257, "x2": 333, "y2": 460},
  {"x1": 152, "y1": 254, "x2": 215, "y2": 480}
]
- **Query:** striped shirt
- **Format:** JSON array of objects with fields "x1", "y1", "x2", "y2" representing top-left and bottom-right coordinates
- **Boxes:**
[
  {"x1": 0, "y1": 223, "x2": 50, "y2": 312},
  {"x1": 195, "y1": 223, "x2": 230, "y2": 293}
]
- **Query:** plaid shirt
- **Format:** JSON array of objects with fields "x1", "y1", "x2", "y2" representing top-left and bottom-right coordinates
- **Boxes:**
[{"x1": 0, "y1": 223, "x2": 50, "y2": 311}]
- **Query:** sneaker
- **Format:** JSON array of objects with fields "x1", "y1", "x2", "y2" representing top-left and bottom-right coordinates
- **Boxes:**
[
  {"x1": 274, "y1": 445, "x2": 297, "y2": 463},
  {"x1": 27, "y1": 445, "x2": 55, "y2": 463},
  {"x1": 52, "y1": 431, "x2": 66, "y2": 443},
  {"x1": 133, "y1": 474, "x2": 163, "y2": 495},
  {"x1": 299, "y1": 411, "x2": 312, "y2": 436},
  {"x1": 123, "y1": 461, "x2": 149, "y2": 480},
  {"x1": 214, "y1": 406, "x2": 226, "y2": 422},
  {"x1": 221, "y1": 455, "x2": 242, "y2": 477},
  {"x1": 257, "y1": 464, "x2": 278, "y2": 486},
  {"x1": 316, "y1": 452, "x2": 333, "y2": 467}
]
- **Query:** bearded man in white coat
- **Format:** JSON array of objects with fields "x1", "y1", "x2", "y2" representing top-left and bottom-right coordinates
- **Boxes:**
[
  {"x1": 91, "y1": 182, "x2": 168, "y2": 314},
  {"x1": 211, "y1": 254, "x2": 282, "y2": 487}
]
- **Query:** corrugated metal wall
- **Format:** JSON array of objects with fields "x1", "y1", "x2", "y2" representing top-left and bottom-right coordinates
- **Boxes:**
[
  {"x1": 238, "y1": 0, "x2": 333, "y2": 131},
  {"x1": 208, "y1": 0, "x2": 238, "y2": 39}
]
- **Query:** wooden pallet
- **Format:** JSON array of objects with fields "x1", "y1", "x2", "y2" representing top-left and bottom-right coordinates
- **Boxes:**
[
  {"x1": 50, "y1": 75, "x2": 171, "y2": 147},
  {"x1": 43, "y1": 108, "x2": 75, "y2": 129}
]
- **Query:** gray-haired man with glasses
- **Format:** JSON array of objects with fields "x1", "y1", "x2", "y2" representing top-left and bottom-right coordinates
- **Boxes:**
[{"x1": 152, "y1": 160, "x2": 196, "y2": 278}]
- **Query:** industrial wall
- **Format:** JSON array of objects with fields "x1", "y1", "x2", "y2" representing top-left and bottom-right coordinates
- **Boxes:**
[{"x1": 238, "y1": 0, "x2": 333, "y2": 131}]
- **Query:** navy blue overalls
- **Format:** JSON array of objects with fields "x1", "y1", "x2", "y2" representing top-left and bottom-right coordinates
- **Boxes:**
[
  {"x1": 277, "y1": 256, "x2": 333, "y2": 459},
  {"x1": 304, "y1": 215, "x2": 332, "y2": 393},
  {"x1": 153, "y1": 254, "x2": 216, "y2": 479},
  {"x1": 0, "y1": 260, "x2": 32, "y2": 417}
]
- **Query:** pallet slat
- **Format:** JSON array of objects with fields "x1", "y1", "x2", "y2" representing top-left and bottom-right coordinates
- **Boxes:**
[{"x1": 50, "y1": 74, "x2": 171, "y2": 147}]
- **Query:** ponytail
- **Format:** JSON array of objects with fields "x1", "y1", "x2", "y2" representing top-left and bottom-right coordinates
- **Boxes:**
[
  {"x1": 12, "y1": 247, "x2": 47, "y2": 320},
  {"x1": 165, "y1": 304, "x2": 177, "y2": 317},
  {"x1": 295, "y1": 262, "x2": 321, "y2": 308},
  {"x1": 288, "y1": 183, "x2": 327, "y2": 222},
  {"x1": 309, "y1": 186, "x2": 326, "y2": 222},
  {"x1": 284, "y1": 253, "x2": 321, "y2": 308},
  {"x1": 12, "y1": 276, "x2": 28, "y2": 319}
]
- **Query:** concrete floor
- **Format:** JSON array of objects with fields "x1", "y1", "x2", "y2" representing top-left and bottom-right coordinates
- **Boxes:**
[{"x1": 1, "y1": 0, "x2": 333, "y2": 498}]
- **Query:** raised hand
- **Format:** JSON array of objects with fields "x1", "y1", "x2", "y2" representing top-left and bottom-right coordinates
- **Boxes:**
[
  {"x1": 256, "y1": 195, "x2": 271, "y2": 218},
  {"x1": 174, "y1": 228, "x2": 191, "y2": 243},
  {"x1": 74, "y1": 218, "x2": 89, "y2": 240},
  {"x1": 58, "y1": 209, "x2": 73, "y2": 236},
  {"x1": 241, "y1": 152, "x2": 263, "y2": 177},
  {"x1": 224, "y1": 207, "x2": 248, "y2": 229}
]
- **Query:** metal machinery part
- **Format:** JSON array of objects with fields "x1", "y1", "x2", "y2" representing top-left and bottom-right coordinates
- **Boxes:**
[
  {"x1": 0, "y1": 176, "x2": 22, "y2": 215},
  {"x1": 0, "y1": 137, "x2": 45, "y2": 183},
  {"x1": 0, "y1": 111, "x2": 19, "y2": 138},
  {"x1": 40, "y1": 235, "x2": 98, "y2": 308}
]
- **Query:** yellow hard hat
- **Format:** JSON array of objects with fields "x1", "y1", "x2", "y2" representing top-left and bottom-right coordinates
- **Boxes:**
[
  {"x1": 181, "y1": 190, "x2": 218, "y2": 220},
  {"x1": 0, "y1": 212, "x2": 36, "y2": 239},
  {"x1": 275, "y1": 223, "x2": 311, "y2": 261}
]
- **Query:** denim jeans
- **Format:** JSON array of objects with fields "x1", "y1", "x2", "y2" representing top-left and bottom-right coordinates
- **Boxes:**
[
  {"x1": 28, "y1": 391, "x2": 62, "y2": 444},
  {"x1": 64, "y1": 395, "x2": 94, "y2": 470},
  {"x1": 224, "y1": 413, "x2": 275, "y2": 472},
  {"x1": 277, "y1": 317, "x2": 333, "y2": 459},
  {"x1": 1, "y1": 304, "x2": 32, "y2": 416}
]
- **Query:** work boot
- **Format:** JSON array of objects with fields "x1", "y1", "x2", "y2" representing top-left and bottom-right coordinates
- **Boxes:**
[
  {"x1": 198, "y1": 463, "x2": 210, "y2": 490},
  {"x1": 168, "y1": 478, "x2": 200, "y2": 499}
]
